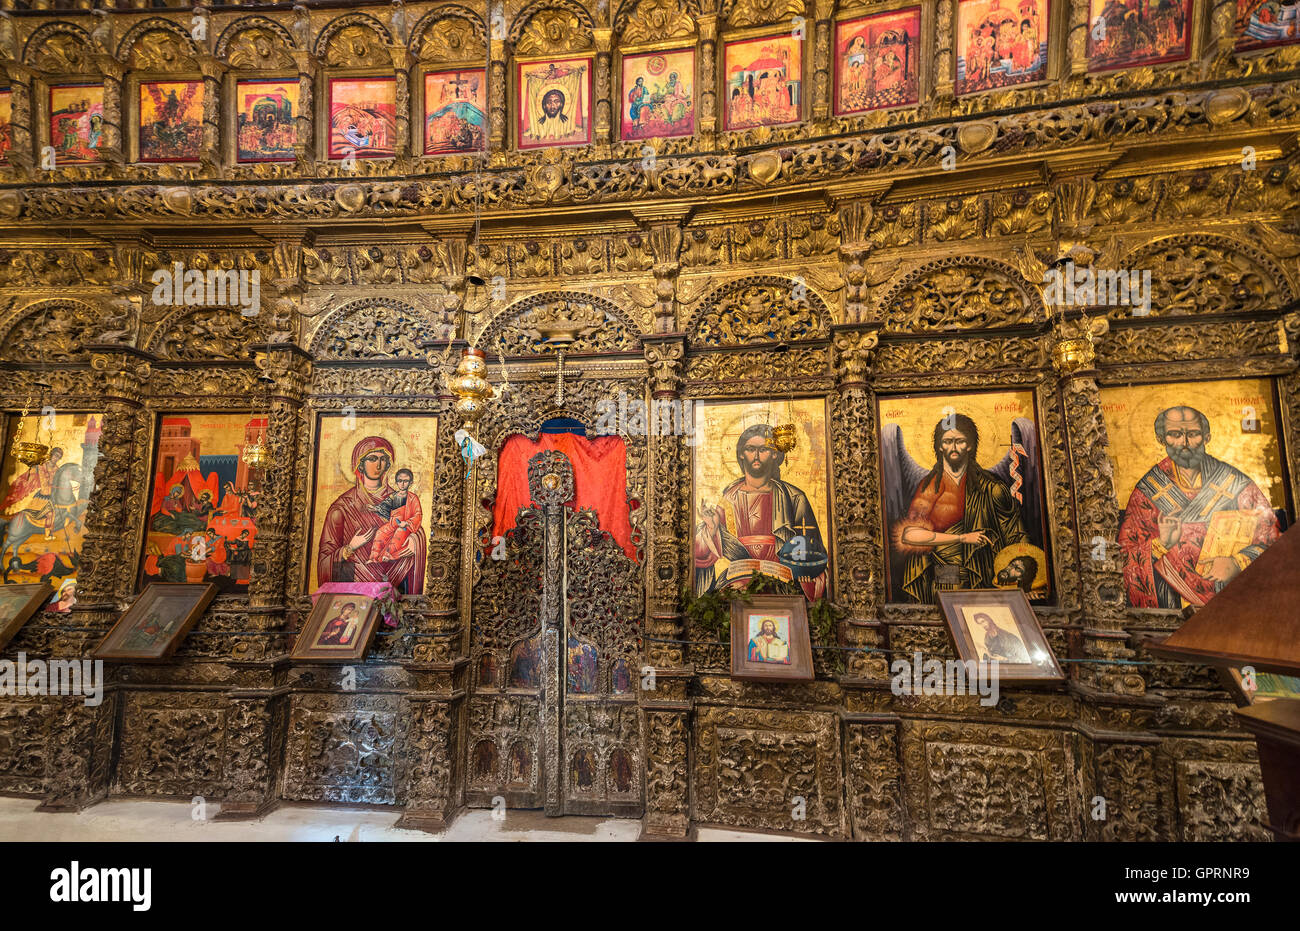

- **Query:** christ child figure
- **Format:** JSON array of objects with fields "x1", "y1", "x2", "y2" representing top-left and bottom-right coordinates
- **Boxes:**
[{"x1": 369, "y1": 468, "x2": 422, "y2": 561}]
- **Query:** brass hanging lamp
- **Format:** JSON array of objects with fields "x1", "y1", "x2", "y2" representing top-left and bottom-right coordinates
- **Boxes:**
[
  {"x1": 12, "y1": 379, "x2": 52, "y2": 466},
  {"x1": 766, "y1": 342, "x2": 798, "y2": 454}
]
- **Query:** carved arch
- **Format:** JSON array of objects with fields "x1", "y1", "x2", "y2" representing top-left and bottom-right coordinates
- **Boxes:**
[
  {"x1": 215, "y1": 16, "x2": 297, "y2": 70},
  {"x1": 314, "y1": 12, "x2": 393, "y2": 61},
  {"x1": 686, "y1": 275, "x2": 831, "y2": 347},
  {"x1": 876, "y1": 255, "x2": 1044, "y2": 332},
  {"x1": 0, "y1": 299, "x2": 100, "y2": 363},
  {"x1": 510, "y1": 0, "x2": 596, "y2": 54},
  {"x1": 144, "y1": 305, "x2": 266, "y2": 362},
  {"x1": 479, "y1": 290, "x2": 643, "y2": 356},
  {"x1": 22, "y1": 20, "x2": 94, "y2": 71},
  {"x1": 409, "y1": 4, "x2": 487, "y2": 62},
  {"x1": 116, "y1": 17, "x2": 200, "y2": 70},
  {"x1": 720, "y1": 0, "x2": 805, "y2": 28},
  {"x1": 1118, "y1": 233, "x2": 1296, "y2": 317},
  {"x1": 307, "y1": 296, "x2": 435, "y2": 360},
  {"x1": 614, "y1": 0, "x2": 700, "y2": 45}
]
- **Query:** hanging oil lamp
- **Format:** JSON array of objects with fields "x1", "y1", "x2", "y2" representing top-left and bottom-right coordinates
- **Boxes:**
[
  {"x1": 766, "y1": 343, "x2": 798, "y2": 454},
  {"x1": 12, "y1": 382, "x2": 52, "y2": 467},
  {"x1": 450, "y1": 346, "x2": 495, "y2": 427},
  {"x1": 240, "y1": 362, "x2": 273, "y2": 488}
]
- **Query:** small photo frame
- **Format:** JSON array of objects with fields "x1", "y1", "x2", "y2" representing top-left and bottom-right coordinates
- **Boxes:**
[
  {"x1": 291, "y1": 592, "x2": 381, "y2": 663},
  {"x1": 0, "y1": 582, "x2": 55, "y2": 651},
  {"x1": 937, "y1": 589, "x2": 1064, "y2": 683},
  {"x1": 1219, "y1": 666, "x2": 1300, "y2": 707},
  {"x1": 730, "y1": 594, "x2": 814, "y2": 681},
  {"x1": 93, "y1": 582, "x2": 216, "y2": 662}
]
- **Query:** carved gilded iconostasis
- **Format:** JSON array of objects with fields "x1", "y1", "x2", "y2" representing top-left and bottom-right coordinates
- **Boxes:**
[{"x1": 0, "y1": 0, "x2": 1296, "y2": 841}]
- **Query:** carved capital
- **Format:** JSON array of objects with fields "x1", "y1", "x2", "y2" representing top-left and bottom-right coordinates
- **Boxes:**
[
  {"x1": 831, "y1": 323, "x2": 881, "y2": 394},
  {"x1": 642, "y1": 334, "x2": 686, "y2": 398}
]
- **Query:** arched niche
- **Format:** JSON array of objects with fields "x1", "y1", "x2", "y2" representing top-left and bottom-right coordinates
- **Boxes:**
[
  {"x1": 307, "y1": 297, "x2": 435, "y2": 361},
  {"x1": 876, "y1": 255, "x2": 1043, "y2": 332},
  {"x1": 686, "y1": 274, "x2": 831, "y2": 348},
  {"x1": 1118, "y1": 233, "x2": 1295, "y2": 317},
  {"x1": 315, "y1": 12, "x2": 392, "y2": 68},
  {"x1": 216, "y1": 16, "x2": 297, "y2": 71},
  {"x1": 478, "y1": 291, "x2": 643, "y2": 357},
  {"x1": 510, "y1": 0, "x2": 596, "y2": 56},
  {"x1": 0, "y1": 299, "x2": 100, "y2": 363},
  {"x1": 22, "y1": 21, "x2": 95, "y2": 72}
]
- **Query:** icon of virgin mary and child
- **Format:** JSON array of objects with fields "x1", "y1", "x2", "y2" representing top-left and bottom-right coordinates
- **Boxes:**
[{"x1": 315, "y1": 436, "x2": 426, "y2": 594}]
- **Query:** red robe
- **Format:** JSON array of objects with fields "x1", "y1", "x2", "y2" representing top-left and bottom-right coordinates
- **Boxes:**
[
  {"x1": 1118, "y1": 456, "x2": 1279, "y2": 608},
  {"x1": 317, "y1": 482, "x2": 426, "y2": 594}
]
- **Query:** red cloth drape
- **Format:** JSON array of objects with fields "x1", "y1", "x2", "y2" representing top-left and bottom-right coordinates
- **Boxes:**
[{"x1": 491, "y1": 433, "x2": 637, "y2": 561}]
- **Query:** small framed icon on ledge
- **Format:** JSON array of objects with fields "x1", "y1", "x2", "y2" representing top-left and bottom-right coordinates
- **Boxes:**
[
  {"x1": 93, "y1": 582, "x2": 216, "y2": 662},
  {"x1": 291, "y1": 592, "x2": 382, "y2": 663},
  {"x1": 937, "y1": 588, "x2": 1064, "y2": 683},
  {"x1": 0, "y1": 582, "x2": 55, "y2": 651},
  {"x1": 730, "y1": 594, "x2": 814, "y2": 682}
]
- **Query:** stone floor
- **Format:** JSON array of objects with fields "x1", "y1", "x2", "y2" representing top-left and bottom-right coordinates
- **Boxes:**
[{"x1": 0, "y1": 796, "x2": 806, "y2": 842}]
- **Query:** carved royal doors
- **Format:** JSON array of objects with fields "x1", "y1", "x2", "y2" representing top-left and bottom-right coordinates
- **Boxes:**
[{"x1": 467, "y1": 448, "x2": 644, "y2": 816}]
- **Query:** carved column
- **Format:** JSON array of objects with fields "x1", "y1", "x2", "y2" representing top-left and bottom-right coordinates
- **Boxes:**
[
  {"x1": 843, "y1": 716, "x2": 905, "y2": 840},
  {"x1": 197, "y1": 54, "x2": 226, "y2": 171},
  {"x1": 830, "y1": 324, "x2": 890, "y2": 682},
  {"x1": 647, "y1": 224, "x2": 683, "y2": 333},
  {"x1": 1049, "y1": 320, "x2": 1145, "y2": 697},
  {"x1": 488, "y1": 36, "x2": 508, "y2": 153},
  {"x1": 932, "y1": 0, "x2": 955, "y2": 112},
  {"x1": 811, "y1": 0, "x2": 834, "y2": 121},
  {"x1": 390, "y1": 45, "x2": 412, "y2": 157},
  {"x1": 215, "y1": 683, "x2": 286, "y2": 820},
  {"x1": 247, "y1": 345, "x2": 312, "y2": 610},
  {"x1": 78, "y1": 348, "x2": 152, "y2": 609},
  {"x1": 95, "y1": 57, "x2": 126, "y2": 167},
  {"x1": 0, "y1": 62, "x2": 35, "y2": 174},
  {"x1": 697, "y1": 15, "x2": 718, "y2": 137},
  {"x1": 292, "y1": 50, "x2": 316, "y2": 163},
  {"x1": 1064, "y1": 0, "x2": 1090, "y2": 90},
  {"x1": 1204, "y1": 0, "x2": 1238, "y2": 77},
  {"x1": 1281, "y1": 314, "x2": 1300, "y2": 512},
  {"x1": 837, "y1": 200, "x2": 874, "y2": 325},
  {"x1": 639, "y1": 333, "x2": 692, "y2": 839},
  {"x1": 594, "y1": 33, "x2": 613, "y2": 145}
]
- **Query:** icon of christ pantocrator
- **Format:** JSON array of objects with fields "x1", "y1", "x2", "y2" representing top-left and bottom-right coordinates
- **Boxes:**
[{"x1": 693, "y1": 424, "x2": 828, "y2": 600}]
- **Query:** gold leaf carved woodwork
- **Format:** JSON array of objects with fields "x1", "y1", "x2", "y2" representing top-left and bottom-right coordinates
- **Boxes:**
[
  {"x1": 24, "y1": 24, "x2": 95, "y2": 72},
  {"x1": 514, "y1": 10, "x2": 594, "y2": 56},
  {"x1": 322, "y1": 23, "x2": 390, "y2": 68},
  {"x1": 685, "y1": 347, "x2": 825, "y2": 382},
  {"x1": 416, "y1": 15, "x2": 486, "y2": 63},
  {"x1": 725, "y1": 0, "x2": 805, "y2": 28},
  {"x1": 1, "y1": 300, "x2": 100, "y2": 363},
  {"x1": 620, "y1": 0, "x2": 696, "y2": 46},
  {"x1": 482, "y1": 293, "x2": 639, "y2": 356},
  {"x1": 147, "y1": 307, "x2": 266, "y2": 361},
  {"x1": 125, "y1": 27, "x2": 199, "y2": 72},
  {"x1": 879, "y1": 258, "x2": 1039, "y2": 332},
  {"x1": 1118, "y1": 235, "x2": 1292, "y2": 317},
  {"x1": 309, "y1": 297, "x2": 432, "y2": 360},
  {"x1": 693, "y1": 705, "x2": 844, "y2": 837},
  {"x1": 688, "y1": 276, "x2": 829, "y2": 347},
  {"x1": 221, "y1": 22, "x2": 296, "y2": 71}
]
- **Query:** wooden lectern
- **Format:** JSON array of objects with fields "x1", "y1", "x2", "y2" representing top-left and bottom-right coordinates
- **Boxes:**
[{"x1": 1147, "y1": 523, "x2": 1300, "y2": 841}]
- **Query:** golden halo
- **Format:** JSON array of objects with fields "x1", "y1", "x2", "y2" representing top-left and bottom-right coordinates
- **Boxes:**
[
  {"x1": 334, "y1": 418, "x2": 411, "y2": 485},
  {"x1": 716, "y1": 403, "x2": 785, "y2": 482},
  {"x1": 992, "y1": 542, "x2": 1048, "y2": 592}
]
